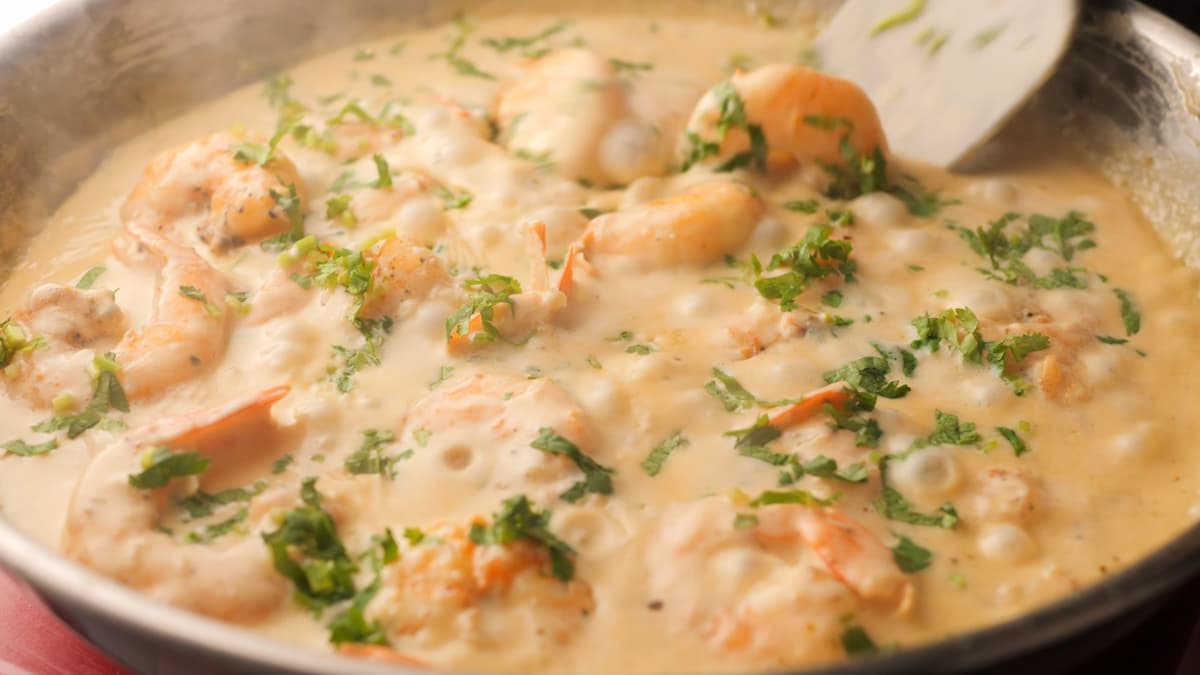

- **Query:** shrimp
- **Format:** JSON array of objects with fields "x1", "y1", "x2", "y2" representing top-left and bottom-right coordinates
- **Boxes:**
[
  {"x1": 645, "y1": 497, "x2": 911, "y2": 666},
  {"x1": 580, "y1": 180, "x2": 764, "y2": 267},
  {"x1": 400, "y1": 373, "x2": 597, "y2": 505},
  {"x1": 4, "y1": 227, "x2": 228, "y2": 408},
  {"x1": 447, "y1": 223, "x2": 577, "y2": 351},
  {"x1": 358, "y1": 236, "x2": 450, "y2": 320},
  {"x1": 3, "y1": 285, "x2": 126, "y2": 407},
  {"x1": 111, "y1": 225, "x2": 231, "y2": 397},
  {"x1": 684, "y1": 64, "x2": 887, "y2": 174},
  {"x1": 61, "y1": 386, "x2": 293, "y2": 622},
  {"x1": 363, "y1": 521, "x2": 594, "y2": 664},
  {"x1": 120, "y1": 132, "x2": 306, "y2": 252},
  {"x1": 984, "y1": 307, "x2": 1095, "y2": 401},
  {"x1": 495, "y1": 48, "x2": 669, "y2": 186}
]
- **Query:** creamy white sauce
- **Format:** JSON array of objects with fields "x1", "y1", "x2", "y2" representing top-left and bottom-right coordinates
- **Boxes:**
[{"x1": 2, "y1": 4, "x2": 1200, "y2": 674}]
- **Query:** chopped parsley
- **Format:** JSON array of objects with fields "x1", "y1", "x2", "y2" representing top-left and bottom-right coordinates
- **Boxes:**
[
  {"x1": 468, "y1": 494, "x2": 576, "y2": 582},
  {"x1": 330, "y1": 316, "x2": 393, "y2": 393},
  {"x1": 433, "y1": 185, "x2": 473, "y2": 210},
  {"x1": 260, "y1": 184, "x2": 306, "y2": 252},
  {"x1": 75, "y1": 266, "x2": 106, "y2": 289},
  {"x1": 910, "y1": 307, "x2": 1049, "y2": 395},
  {"x1": 1, "y1": 438, "x2": 58, "y2": 457},
  {"x1": 445, "y1": 274, "x2": 524, "y2": 345},
  {"x1": 345, "y1": 429, "x2": 409, "y2": 479},
  {"x1": 996, "y1": 426, "x2": 1029, "y2": 456},
  {"x1": 747, "y1": 488, "x2": 837, "y2": 507},
  {"x1": 370, "y1": 154, "x2": 393, "y2": 189},
  {"x1": 923, "y1": 410, "x2": 981, "y2": 447},
  {"x1": 531, "y1": 428, "x2": 615, "y2": 502},
  {"x1": 681, "y1": 80, "x2": 768, "y2": 172},
  {"x1": 891, "y1": 535, "x2": 933, "y2": 573},
  {"x1": 752, "y1": 224, "x2": 856, "y2": 311},
  {"x1": 778, "y1": 454, "x2": 869, "y2": 485},
  {"x1": 705, "y1": 367, "x2": 795, "y2": 412},
  {"x1": 625, "y1": 344, "x2": 655, "y2": 355},
  {"x1": 128, "y1": 447, "x2": 210, "y2": 490},
  {"x1": 1113, "y1": 288, "x2": 1141, "y2": 336},
  {"x1": 178, "y1": 285, "x2": 222, "y2": 317},
  {"x1": 822, "y1": 355, "x2": 911, "y2": 406},
  {"x1": 875, "y1": 458, "x2": 959, "y2": 528},
  {"x1": 232, "y1": 119, "x2": 295, "y2": 167},
  {"x1": 841, "y1": 620, "x2": 881, "y2": 656},
  {"x1": 0, "y1": 319, "x2": 44, "y2": 369},
  {"x1": 262, "y1": 478, "x2": 358, "y2": 612},
  {"x1": 783, "y1": 199, "x2": 819, "y2": 214},
  {"x1": 325, "y1": 195, "x2": 357, "y2": 228},
  {"x1": 177, "y1": 480, "x2": 267, "y2": 519},
  {"x1": 724, "y1": 414, "x2": 785, "y2": 464},
  {"x1": 433, "y1": 17, "x2": 496, "y2": 80},
  {"x1": 972, "y1": 23, "x2": 1007, "y2": 49},
  {"x1": 271, "y1": 454, "x2": 294, "y2": 474},
  {"x1": 328, "y1": 529, "x2": 399, "y2": 646},
  {"x1": 429, "y1": 365, "x2": 454, "y2": 389},
  {"x1": 952, "y1": 210, "x2": 1097, "y2": 289},
  {"x1": 481, "y1": 20, "x2": 569, "y2": 53},
  {"x1": 33, "y1": 352, "x2": 130, "y2": 439},
  {"x1": 888, "y1": 182, "x2": 960, "y2": 217},
  {"x1": 326, "y1": 101, "x2": 414, "y2": 135},
  {"x1": 870, "y1": 0, "x2": 926, "y2": 35},
  {"x1": 1097, "y1": 335, "x2": 1128, "y2": 345},
  {"x1": 821, "y1": 289, "x2": 844, "y2": 307},
  {"x1": 640, "y1": 432, "x2": 689, "y2": 476},
  {"x1": 185, "y1": 507, "x2": 248, "y2": 544},
  {"x1": 803, "y1": 116, "x2": 888, "y2": 199}
]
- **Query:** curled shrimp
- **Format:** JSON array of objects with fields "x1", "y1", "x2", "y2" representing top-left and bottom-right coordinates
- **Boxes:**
[
  {"x1": 111, "y1": 225, "x2": 230, "y2": 397},
  {"x1": 580, "y1": 180, "x2": 763, "y2": 267},
  {"x1": 358, "y1": 236, "x2": 449, "y2": 320},
  {"x1": 645, "y1": 497, "x2": 911, "y2": 665},
  {"x1": 400, "y1": 373, "x2": 596, "y2": 505},
  {"x1": 495, "y1": 48, "x2": 668, "y2": 186},
  {"x1": 121, "y1": 132, "x2": 306, "y2": 251},
  {"x1": 4, "y1": 227, "x2": 228, "y2": 408},
  {"x1": 3, "y1": 285, "x2": 126, "y2": 407},
  {"x1": 61, "y1": 386, "x2": 293, "y2": 622},
  {"x1": 447, "y1": 222, "x2": 578, "y2": 351},
  {"x1": 684, "y1": 64, "x2": 888, "y2": 174},
  {"x1": 364, "y1": 521, "x2": 594, "y2": 663}
]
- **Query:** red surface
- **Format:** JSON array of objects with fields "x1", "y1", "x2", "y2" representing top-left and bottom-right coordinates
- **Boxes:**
[{"x1": 0, "y1": 568, "x2": 129, "y2": 675}]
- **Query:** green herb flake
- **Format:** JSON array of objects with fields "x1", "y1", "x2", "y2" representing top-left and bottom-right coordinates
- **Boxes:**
[
  {"x1": 468, "y1": 494, "x2": 576, "y2": 581},
  {"x1": 891, "y1": 534, "x2": 933, "y2": 573},
  {"x1": 445, "y1": 274, "x2": 524, "y2": 345},
  {"x1": 345, "y1": 429, "x2": 403, "y2": 479},
  {"x1": 752, "y1": 224, "x2": 856, "y2": 311},
  {"x1": 178, "y1": 285, "x2": 222, "y2": 317},
  {"x1": 1114, "y1": 288, "x2": 1141, "y2": 336},
  {"x1": 996, "y1": 426, "x2": 1029, "y2": 456},
  {"x1": 783, "y1": 199, "x2": 819, "y2": 214},
  {"x1": 1, "y1": 438, "x2": 58, "y2": 457},
  {"x1": 75, "y1": 266, "x2": 106, "y2": 289},
  {"x1": 185, "y1": 507, "x2": 248, "y2": 544},
  {"x1": 433, "y1": 185, "x2": 473, "y2": 210},
  {"x1": 641, "y1": 432, "x2": 689, "y2": 477},
  {"x1": 128, "y1": 447, "x2": 210, "y2": 490},
  {"x1": 532, "y1": 428, "x2": 615, "y2": 502},
  {"x1": 262, "y1": 478, "x2": 358, "y2": 612}
]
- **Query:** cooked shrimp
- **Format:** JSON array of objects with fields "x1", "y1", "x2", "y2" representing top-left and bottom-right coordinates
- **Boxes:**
[
  {"x1": 684, "y1": 64, "x2": 887, "y2": 173},
  {"x1": 61, "y1": 386, "x2": 293, "y2": 622},
  {"x1": 5, "y1": 227, "x2": 228, "y2": 407},
  {"x1": 970, "y1": 468, "x2": 1041, "y2": 524},
  {"x1": 400, "y1": 373, "x2": 597, "y2": 505},
  {"x1": 121, "y1": 132, "x2": 306, "y2": 251},
  {"x1": 447, "y1": 223, "x2": 577, "y2": 351},
  {"x1": 495, "y1": 48, "x2": 669, "y2": 186},
  {"x1": 985, "y1": 307, "x2": 1095, "y2": 400},
  {"x1": 365, "y1": 521, "x2": 594, "y2": 661},
  {"x1": 3, "y1": 285, "x2": 126, "y2": 407},
  {"x1": 645, "y1": 497, "x2": 911, "y2": 665},
  {"x1": 580, "y1": 180, "x2": 763, "y2": 267},
  {"x1": 358, "y1": 236, "x2": 449, "y2": 320},
  {"x1": 111, "y1": 225, "x2": 230, "y2": 397}
]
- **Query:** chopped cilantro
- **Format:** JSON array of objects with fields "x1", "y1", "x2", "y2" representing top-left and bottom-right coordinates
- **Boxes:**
[
  {"x1": 0, "y1": 319, "x2": 45, "y2": 369},
  {"x1": 925, "y1": 410, "x2": 981, "y2": 447},
  {"x1": 532, "y1": 428, "x2": 615, "y2": 502},
  {"x1": 841, "y1": 621, "x2": 880, "y2": 656},
  {"x1": 821, "y1": 289, "x2": 844, "y2": 307},
  {"x1": 128, "y1": 447, "x2": 210, "y2": 490},
  {"x1": 783, "y1": 199, "x2": 819, "y2": 214},
  {"x1": 1, "y1": 438, "x2": 58, "y2": 457},
  {"x1": 752, "y1": 224, "x2": 856, "y2": 311},
  {"x1": 445, "y1": 274, "x2": 524, "y2": 345},
  {"x1": 271, "y1": 455, "x2": 294, "y2": 474},
  {"x1": 185, "y1": 507, "x2": 248, "y2": 544},
  {"x1": 330, "y1": 317, "x2": 393, "y2": 393},
  {"x1": 1097, "y1": 335, "x2": 1128, "y2": 345},
  {"x1": 481, "y1": 20, "x2": 569, "y2": 53},
  {"x1": 748, "y1": 488, "x2": 836, "y2": 507},
  {"x1": 625, "y1": 344, "x2": 655, "y2": 355},
  {"x1": 469, "y1": 494, "x2": 575, "y2": 582},
  {"x1": 433, "y1": 185, "x2": 473, "y2": 210},
  {"x1": 325, "y1": 195, "x2": 357, "y2": 228},
  {"x1": 260, "y1": 184, "x2": 306, "y2": 252},
  {"x1": 345, "y1": 429, "x2": 407, "y2": 478},
  {"x1": 75, "y1": 266, "x2": 106, "y2": 289},
  {"x1": 178, "y1": 285, "x2": 222, "y2": 317},
  {"x1": 262, "y1": 478, "x2": 358, "y2": 612},
  {"x1": 733, "y1": 513, "x2": 759, "y2": 529},
  {"x1": 641, "y1": 432, "x2": 689, "y2": 476},
  {"x1": 892, "y1": 534, "x2": 933, "y2": 573},
  {"x1": 370, "y1": 154, "x2": 393, "y2": 189},
  {"x1": 609, "y1": 58, "x2": 654, "y2": 73},
  {"x1": 177, "y1": 480, "x2": 267, "y2": 519},
  {"x1": 1113, "y1": 288, "x2": 1141, "y2": 336},
  {"x1": 875, "y1": 458, "x2": 959, "y2": 528},
  {"x1": 996, "y1": 426, "x2": 1029, "y2": 456},
  {"x1": 33, "y1": 352, "x2": 129, "y2": 439}
]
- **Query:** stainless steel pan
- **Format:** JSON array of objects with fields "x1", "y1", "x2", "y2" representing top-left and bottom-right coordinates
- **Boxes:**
[{"x1": 0, "y1": 1, "x2": 1198, "y2": 673}]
